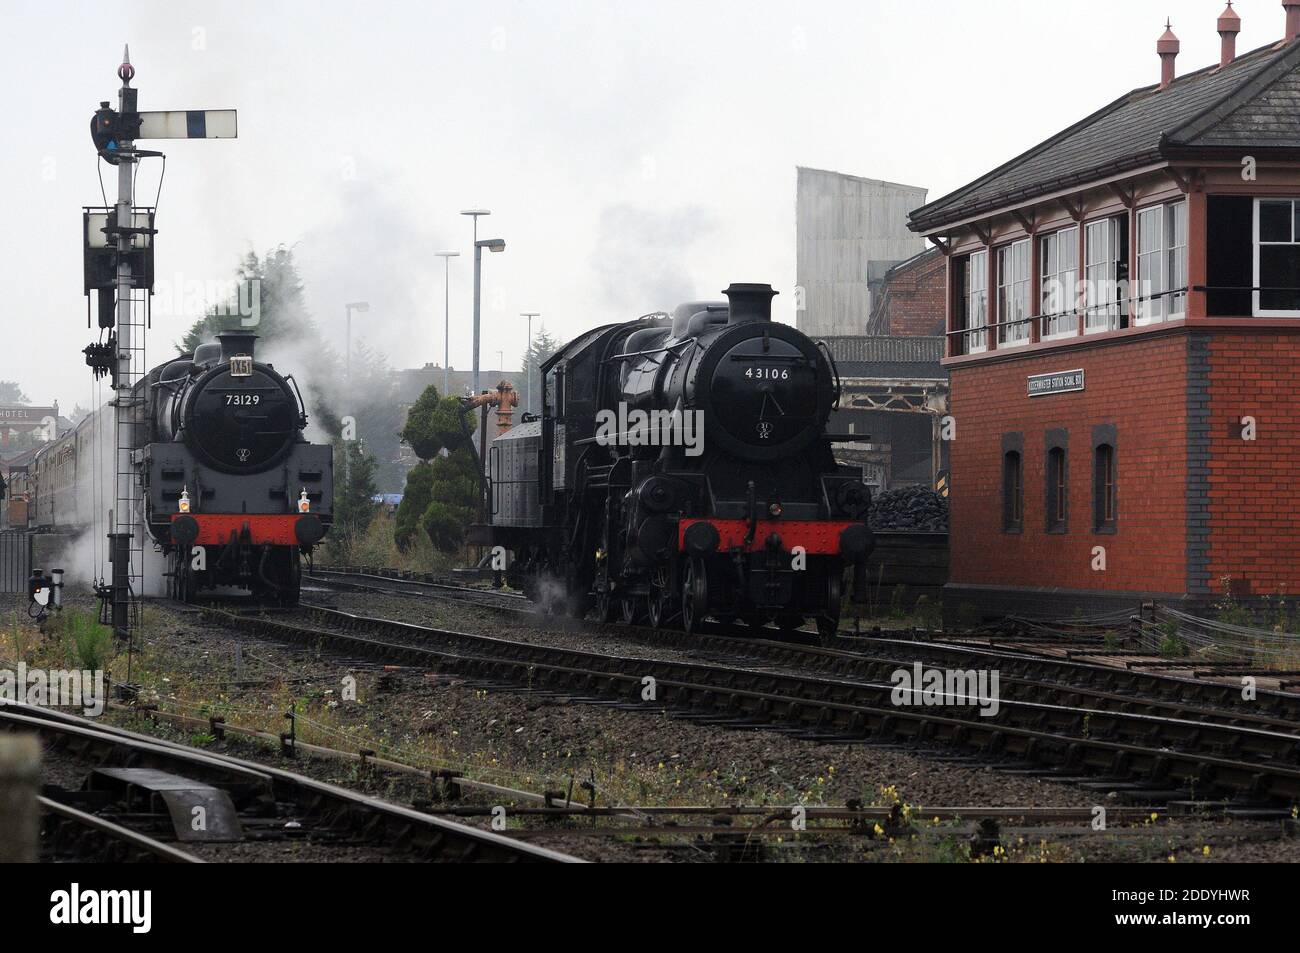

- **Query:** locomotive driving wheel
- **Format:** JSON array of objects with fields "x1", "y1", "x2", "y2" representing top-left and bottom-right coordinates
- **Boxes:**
[
  {"x1": 648, "y1": 585, "x2": 678, "y2": 629},
  {"x1": 681, "y1": 558, "x2": 707, "y2": 635},
  {"x1": 620, "y1": 592, "x2": 644, "y2": 625},
  {"x1": 169, "y1": 548, "x2": 196, "y2": 603},
  {"x1": 816, "y1": 569, "x2": 843, "y2": 645},
  {"x1": 595, "y1": 585, "x2": 617, "y2": 623}
]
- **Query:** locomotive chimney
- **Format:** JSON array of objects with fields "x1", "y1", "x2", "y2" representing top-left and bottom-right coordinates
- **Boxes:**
[
  {"x1": 1219, "y1": 3, "x2": 1240, "y2": 67},
  {"x1": 216, "y1": 329, "x2": 257, "y2": 361},
  {"x1": 723, "y1": 283, "x2": 778, "y2": 325}
]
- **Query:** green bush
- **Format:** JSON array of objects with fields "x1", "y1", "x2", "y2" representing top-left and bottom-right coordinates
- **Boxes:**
[
  {"x1": 422, "y1": 450, "x2": 479, "y2": 553},
  {"x1": 68, "y1": 611, "x2": 112, "y2": 670},
  {"x1": 395, "y1": 463, "x2": 433, "y2": 551}
]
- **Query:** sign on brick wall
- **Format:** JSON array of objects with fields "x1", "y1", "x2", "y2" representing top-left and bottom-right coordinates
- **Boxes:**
[{"x1": 1027, "y1": 369, "x2": 1084, "y2": 397}]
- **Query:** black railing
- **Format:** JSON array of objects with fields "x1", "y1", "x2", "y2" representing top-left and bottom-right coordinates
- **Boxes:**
[{"x1": 0, "y1": 532, "x2": 33, "y2": 594}]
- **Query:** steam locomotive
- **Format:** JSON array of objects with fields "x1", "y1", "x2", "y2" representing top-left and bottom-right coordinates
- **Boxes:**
[
  {"x1": 24, "y1": 329, "x2": 331, "y2": 603},
  {"x1": 476, "y1": 283, "x2": 874, "y2": 637}
]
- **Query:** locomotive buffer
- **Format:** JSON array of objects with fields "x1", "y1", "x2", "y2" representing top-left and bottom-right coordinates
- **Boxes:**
[{"x1": 86, "y1": 47, "x2": 236, "y2": 638}]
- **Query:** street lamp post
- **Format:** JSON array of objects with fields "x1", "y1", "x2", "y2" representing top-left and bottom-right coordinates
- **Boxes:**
[
  {"x1": 470, "y1": 237, "x2": 506, "y2": 397},
  {"x1": 461, "y1": 209, "x2": 508, "y2": 397},
  {"x1": 460, "y1": 210, "x2": 490, "y2": 395},
  {"x1": 434, "y1": 251, "x2": 459, "y2": 396},
  {"x1": 520, "y1": 312, "x2": 539, "y2": 414},
  {"x1": 344, "y1": 301, "x2": 370, "y2": 390}
]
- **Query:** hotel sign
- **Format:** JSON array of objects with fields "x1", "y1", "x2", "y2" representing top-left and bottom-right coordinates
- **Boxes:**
[
  {"x1": 1027, "y1": 369, "x2": 1084, "y2": 397},
  {"x1": 0, "y1": 405, "x2": 57, "y2": 427}
]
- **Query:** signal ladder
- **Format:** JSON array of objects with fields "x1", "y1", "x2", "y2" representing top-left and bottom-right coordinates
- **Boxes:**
[{"x1": 107, "y1": 280, "x2": 149, "y2": 633}]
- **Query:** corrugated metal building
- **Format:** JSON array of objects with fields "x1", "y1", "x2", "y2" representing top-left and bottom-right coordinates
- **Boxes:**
[{"x1": 795, "y1": 168, "x2": 928, "y2": 336}]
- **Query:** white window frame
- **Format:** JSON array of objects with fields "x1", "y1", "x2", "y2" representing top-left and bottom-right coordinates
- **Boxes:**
[
  {"x1": 1040, "y1": 226, "x2": 1079, "y2": 340},
  {"x1": 1253, "y1": 198, "x2": 1300, "y2": 318},
  {"x1": 997, "y1": 239, "x2": 1031, "y2": 348},
  {"x1": 965, "y1": 250, "x2": 989, "y2": 354},
  {"x1": 1136, "y1": 201, "x2": 1187, "y2": 326},
  {"x1": 1084, "y1": 218, "x2": 1122, "y2": 334}
]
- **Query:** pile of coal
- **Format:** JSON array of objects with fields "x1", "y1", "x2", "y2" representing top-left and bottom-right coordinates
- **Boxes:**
[{"x1": 868, "y1": 485, "x2": 948, "y2": 532}]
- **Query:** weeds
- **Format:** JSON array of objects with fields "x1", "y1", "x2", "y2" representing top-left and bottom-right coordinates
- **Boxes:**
[
  {"x1": 68, "y1": 610, "x2": 113, "y2": 671},
  {"x1": 1159, "y1": 619, "x2": 1187, "y2": 658}
]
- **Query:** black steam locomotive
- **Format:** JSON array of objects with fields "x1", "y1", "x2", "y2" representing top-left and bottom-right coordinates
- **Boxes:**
[
  {"x1": 29, "y1": 329, "x2": 331, "y2": 603},
  {"x1": 476, "y1": 283, "x2": 874, "y2": 637}
]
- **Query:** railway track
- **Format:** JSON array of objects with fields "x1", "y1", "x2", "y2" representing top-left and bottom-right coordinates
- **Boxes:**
[
  {"x1": 202, "y1": 602, "x2": 1300, "y2": 807},
  {"x1": 306, "y1": 566, "x2": 1300, "y2": 724},
  {"x1": 0, "y1": 702, "x2": 580, "y2": 863}
]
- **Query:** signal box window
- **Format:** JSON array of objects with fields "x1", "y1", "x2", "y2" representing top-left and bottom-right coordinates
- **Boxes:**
[
  {"x1": 1093, "y1": 443, "x2": 1116, "y2": 533},
  {"x1": 1002, "y1": 451, "x2": 1023, "y2": 532},
  {"x1": 1046, "y1": 445, "x2": 1067, "y2": 534},
  {"x1": 1255, "y1": 198, "x2": 1300, "y2": 315}
]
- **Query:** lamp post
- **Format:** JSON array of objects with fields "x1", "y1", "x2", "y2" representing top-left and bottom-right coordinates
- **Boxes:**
[
  {"x1": 520, "y1": 312, "x2": 539, "y2": 414},
  {"x1": 344, "y1": 301, "x2": 369, "y2": 390},
  {"x1": 434, "y1": 251, "x2": 459, "y2": 396},
  {"x1": 470, "y1": 237, "x2": 507, "y2": 396},
  {"x1": 461, "y1": 209, "x2": 505, "y2": 397}
]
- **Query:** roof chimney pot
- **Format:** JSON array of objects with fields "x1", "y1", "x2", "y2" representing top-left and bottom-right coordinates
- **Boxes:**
[
  {"x1": 1287, "y1": 1, "x2": 1300, "y2": 41},
  {"x1": 1157, "y1": 19, "x2": 1181, "y2": 89},
  {"x1": 1219, "y1": 3, "x2": 1241, "y2": 66}
]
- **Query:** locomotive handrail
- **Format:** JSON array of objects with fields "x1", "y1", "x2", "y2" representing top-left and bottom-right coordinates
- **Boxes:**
[
  {"x1": 816, "y1": 340, "x2": 842, "y2": 410},
  {"x1": 605, "y1": 338, "x2": 696, "y2": 363},
  {"x1": 283, "y1": 373, "x2": 308, "y2": 428}
]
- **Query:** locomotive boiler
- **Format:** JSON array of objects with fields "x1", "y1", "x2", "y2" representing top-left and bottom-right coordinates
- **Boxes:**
[
  {"x1": 477, "y1": 283, "x2": 874, "y2": 637},
  {"x1": 143, "y1": 330, "x2": 331, "y2": 601}
]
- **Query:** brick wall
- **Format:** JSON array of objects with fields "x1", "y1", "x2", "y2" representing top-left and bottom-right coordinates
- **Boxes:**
[
  {"x1": 873, "y1": 250, "x2": 947, "y2": 337},
  {"x1": 949, "y1": 334, "x2": 1188, "y2": 595},
  {"x1": 1205, "y1": 331, "x2": 1300, "y2": 599}
]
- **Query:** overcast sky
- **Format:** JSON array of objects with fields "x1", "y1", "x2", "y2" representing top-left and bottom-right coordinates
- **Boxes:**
[{"x1": 7, "y1": 0, "x2": 1287, "y2": 411}]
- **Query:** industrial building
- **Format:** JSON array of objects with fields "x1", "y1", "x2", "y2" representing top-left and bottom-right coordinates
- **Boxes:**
[
  {"x1": 795, "y1": 168, "x2": 929, "y2": 337},
  {"x1": 824, "y1": 336, "x2": 949, "y2": 492},
  {"x1": 909, "y1": 2, "x2": 1300, "y2": 616}
]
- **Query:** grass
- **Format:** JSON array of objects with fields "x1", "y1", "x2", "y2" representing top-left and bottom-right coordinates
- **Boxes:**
[
  {"x1": 321, "y1": 511, "x2": 462, "y2": 573},
  {"x1": 68, "y1": 610, "x2": 113, "y2": 671}
]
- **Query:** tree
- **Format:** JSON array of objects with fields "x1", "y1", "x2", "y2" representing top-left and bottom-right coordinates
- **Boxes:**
[
  {"x1": 179, "y1": 247, "x2": 320, "y2": 353},
  {"x1": 519, "y1": 327, "x2": 561, "y2": 415},
  {"x1": 344, "y1": 340, "x2": 405, "y2": 493},
  {"x1": 421, "y1": 451, "x2": 478, "y2": 552},
  {"x1": 177, "y1": 246, "x2": 411, "y2": 494},
  {"x1": 331, "y1": 440, "x2": 378, "y2": 558},
  {"x1": 394, "y1": 462, "x2": 433, "y2": 551},
  {"x1": 0, "y1": 382, "x2": 29, "y2": 404},
  {"x1": 400, "y1": 385, "x2": 474, "y2": 462}
]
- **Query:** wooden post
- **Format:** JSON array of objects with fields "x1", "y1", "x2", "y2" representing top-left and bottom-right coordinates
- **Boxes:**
[
  {"x1": 1077, "y1": 221, "x2": 1088, "y2": 337},
  {"x1": 0, "y1": 735, "x2": 41, "y2": 863},
  {"x1": 1187, "y1": 189, "x2": 1208, "y2": 319}
]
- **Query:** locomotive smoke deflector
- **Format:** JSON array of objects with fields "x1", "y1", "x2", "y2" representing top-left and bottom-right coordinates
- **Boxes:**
[{"x1": 723, "y1": 283, "x2": 777, "y2": 325}]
